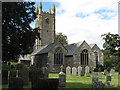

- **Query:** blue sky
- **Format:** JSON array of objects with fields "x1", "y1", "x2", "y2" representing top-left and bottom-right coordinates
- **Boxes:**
[{"x1": 29, "y1": 0, "x2": 118, "y2": 49}]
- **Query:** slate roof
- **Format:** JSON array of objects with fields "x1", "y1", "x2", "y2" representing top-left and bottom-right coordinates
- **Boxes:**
[
  {"x1": 31, "y1": 42, "x2": 61, "y2": 55},
  {"x1": 65, "y1": 41, "x2": 84, "y2": 55}
]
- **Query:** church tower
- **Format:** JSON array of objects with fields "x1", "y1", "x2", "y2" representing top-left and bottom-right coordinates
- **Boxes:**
[{"x1": 34, "y1": 2, "x2": 56, "y2": 50}]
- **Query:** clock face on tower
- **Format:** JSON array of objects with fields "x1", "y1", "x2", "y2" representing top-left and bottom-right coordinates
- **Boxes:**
[{"x1": 45, "y1": 17, "x2": 49, "y2": 24}]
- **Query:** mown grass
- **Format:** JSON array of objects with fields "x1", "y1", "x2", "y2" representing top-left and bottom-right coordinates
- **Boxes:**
[{"x1": 49, "y1": 72, "x2": 119, "y2": 89}]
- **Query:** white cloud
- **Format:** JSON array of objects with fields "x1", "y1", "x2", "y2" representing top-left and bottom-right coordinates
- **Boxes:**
[{"x1": 55, "y1": 0, "x2": 119, "y2": 48}]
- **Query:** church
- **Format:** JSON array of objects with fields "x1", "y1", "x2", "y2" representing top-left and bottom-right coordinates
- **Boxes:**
[{"x1": 19, "y1": 3, "x2": 104, "y2": 72}]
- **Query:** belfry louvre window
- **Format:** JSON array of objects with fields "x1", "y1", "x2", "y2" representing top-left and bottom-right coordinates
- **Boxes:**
[
  {"x1": 54, "y1": 47, "x2": 63, "y2": 65},
  {"x1": 80, "y1": 49, "x2": 89, "y2": 65}
]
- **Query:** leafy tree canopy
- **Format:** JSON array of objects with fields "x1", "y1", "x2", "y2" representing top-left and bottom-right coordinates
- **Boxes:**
[
  {"x1": 2, "y1": 2, "x2": 39, "y2": 61},
  {"x1": 101, "y1": 32, "x2": 120, "y2": 56},
  {"x1": 55, "y1": 33, "x2": 68, "y2": 46}
]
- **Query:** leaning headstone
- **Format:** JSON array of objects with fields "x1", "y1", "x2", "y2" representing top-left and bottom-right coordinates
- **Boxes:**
[
  {"x1": 110, "y1": 69, "x2": 115, "y2": 77},
  {"x1": 59, "y1": 65, "x2": 66, "y2": 87},
  {"x1": 72, "y1": 67, "x2": 77, "y2": 75},
  {"x1": 85, "y1": 66, "x2": 90, "y2": 77},
  {"x1": 78, "y1": 66, "x2": 82, "y2": 76},
  {"x1": 66, "y1": 66, "x2": 71, "y2": 75}
]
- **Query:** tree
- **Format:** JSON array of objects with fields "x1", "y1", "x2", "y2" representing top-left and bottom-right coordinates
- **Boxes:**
[
  {"x1": 101, "y1": 32, "x2": 120, "y2": 71},
  {"x1": 101, "y1": 32, "x2": 120, "y2": 56},
  {"x1": 2, "y1": 2, "x2": 40, "y2": 61},
  {"x1": 55, "y1": 33, "x2": 68, "y2": 46}
]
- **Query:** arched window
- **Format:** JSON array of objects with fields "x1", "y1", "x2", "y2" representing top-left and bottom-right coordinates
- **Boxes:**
[
  {"x1": 94, "y1": 52, "x2": 98, "y2": 68},
  {"x1": 80, "y1": 49, "x2": 89, "y2": 66},
  {"x1": 54, "y1": 47, "x2": 63, "y2": 65}
]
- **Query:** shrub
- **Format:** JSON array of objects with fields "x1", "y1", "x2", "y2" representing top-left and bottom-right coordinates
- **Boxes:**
[{"x1": 9, "y1": 77, "x2": 24, "y2": 90}]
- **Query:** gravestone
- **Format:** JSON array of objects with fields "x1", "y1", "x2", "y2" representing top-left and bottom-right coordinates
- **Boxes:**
[
  {"x1": 104, "y1": 70, "x2": 108, "y2": 75},
  {"x1": 78, "y1": 66, "x2": 82, "y2": 76},
  {"x1": 85, "y1": 66, "x2": 90, "y2": 77},
  {"x1": 59, "y1": 65, "x2": 66, "y2": 87},
  {"x1": 18, "y1": 65, "x2": 29, "y2": 85},
  {"x1": 104, "y1": 75, "x2": 112, "y2": 86},
  {"x1": 92, "y1": 72, "x2": 99, "y2": 83},
  {"x1": 42, "y1": 66, "x2": 49, "y2": 79},
  {"x1": 72, "y1": 67, "x2": 77, "y2": 75},
  {"x1": 66, "y1": 66, "x2": 71, "y2": 75},
  {"x1": 110, "y1": 69, "x2": 115, "y2": 77},
  {"x1": 81, "y1": 67, "x2": 85, "y2": 76}
]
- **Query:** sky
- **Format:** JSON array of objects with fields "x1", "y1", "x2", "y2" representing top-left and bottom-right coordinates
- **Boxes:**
[{"x1": 26, "y1": 0, "x2": 119, "y2": 49}]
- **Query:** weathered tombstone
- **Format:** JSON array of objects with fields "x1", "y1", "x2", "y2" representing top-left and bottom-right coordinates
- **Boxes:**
[
  {"x1": 18, "y1": 65, "x2": 29, "y2": 85},
  {"x1": 92, "y1": 72, "x2": 99, "y2": 83},
  {"x1": 66, "y1": 66, "x2": 71, "y2": 75},
  {"x1": 72, "y1": 67, "x2": 77, "y2": 75},
  {"x1": 42, "y1": 66, "x2": 49, "y2": 79},
  {"x1": 104, "y1": 75, "x2": 112, "y2": 86},
  {"x1": 85, "y1": 66, "x2": 90, "y2": 77},
  {"x1": 110, "y1": 69, "x2": 115, "y2": 77},
  {"x1": 78, "y1": 66, "x2": 82, "y2": 76},
  {"x1": 81, "y1": 67, "x2": 85, "y2": 76},
  {"x1": 59, "y1": 65, "x2": 66, "y2": 87},
  {"x1": 104, "y1": 69, "x2": 108, "y2": 75}
]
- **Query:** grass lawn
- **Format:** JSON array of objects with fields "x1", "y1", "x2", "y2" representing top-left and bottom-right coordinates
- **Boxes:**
[
  {"x1": 2, "y1": 72, "x2": 119, "y2": 89},
  {"x1": 49, "y1": 72, "x2": 119, "y2": 89}
]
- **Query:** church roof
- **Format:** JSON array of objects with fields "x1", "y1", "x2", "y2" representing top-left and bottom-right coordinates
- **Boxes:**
[
  {"x1": 89, "y1": 43, "x2": 96, "y2": 48},
  {"x1": 65, "y1": 41, "x2": 84, "y2": 55},
  {"x1": 31, "y1": 42, "x2": 61, "y2": 55}
]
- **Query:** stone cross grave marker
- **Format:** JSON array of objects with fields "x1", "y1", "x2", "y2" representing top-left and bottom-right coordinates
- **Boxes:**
[
  {"x1": 85, "y1": 66, "x2": 90, "y2": 77},
  {"x1": 78, "y1": 66, "x2": 82, "y2": 76},
  {"x1": 66, "y1": 66, "x2": 71, "y2": 75},
  {"x1": 72, "y1": 67, "x2": 77, "y2": 75},
  {"x1": 59, "y1": 65, "x2": 64, "y2": 74}
]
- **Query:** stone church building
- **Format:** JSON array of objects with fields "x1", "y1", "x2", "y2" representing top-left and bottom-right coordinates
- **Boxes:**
[{"x1": 19, "y1": 3, "x2": 103, "y2": 72}]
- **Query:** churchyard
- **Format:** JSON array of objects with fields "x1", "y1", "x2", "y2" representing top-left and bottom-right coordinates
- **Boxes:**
[{"x1": 2, "y1": 62, "x2": 119, "y2": 90}]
